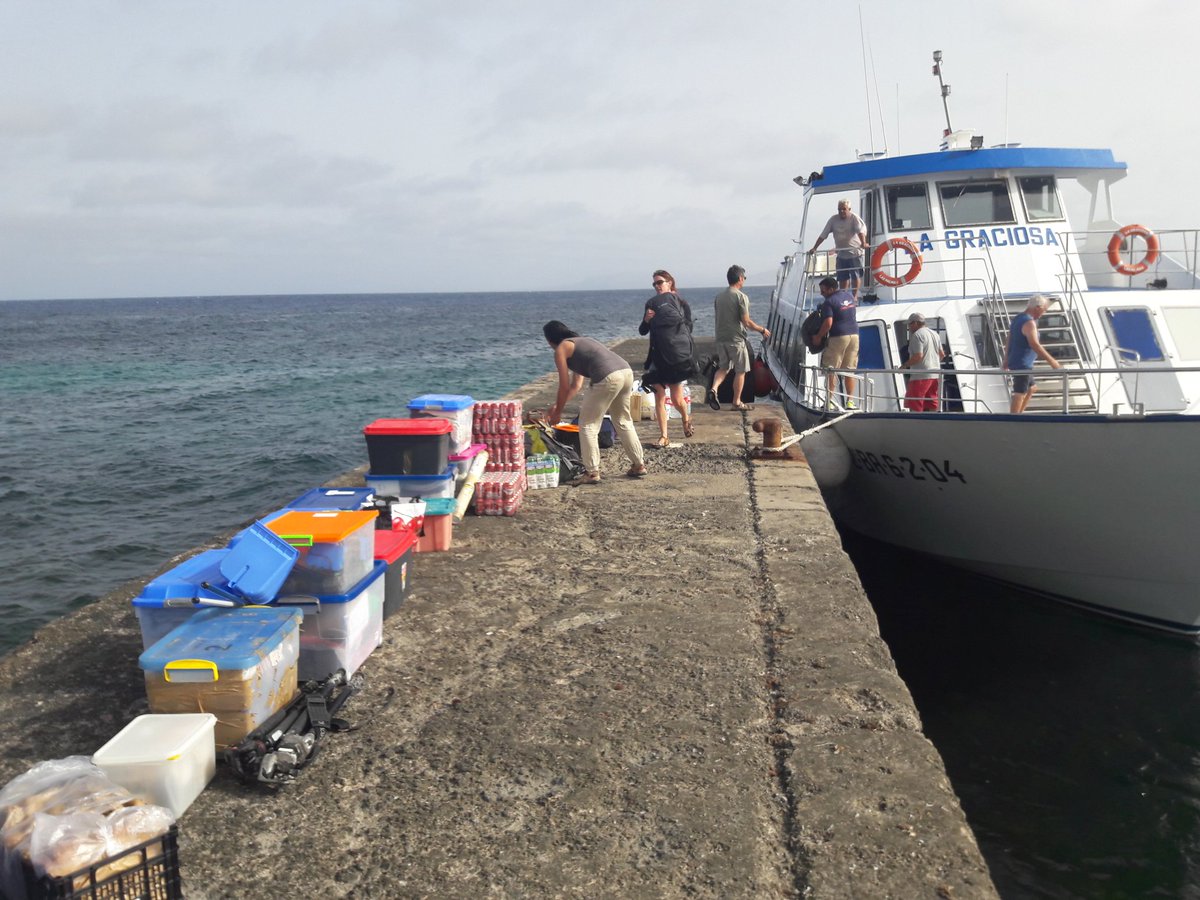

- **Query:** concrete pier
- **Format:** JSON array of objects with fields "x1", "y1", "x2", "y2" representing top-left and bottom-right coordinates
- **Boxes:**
[{"x1": 0, "y1": 338, "x2": 997, "y2": 898}]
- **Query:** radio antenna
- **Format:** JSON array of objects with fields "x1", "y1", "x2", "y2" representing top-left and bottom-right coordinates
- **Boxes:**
[
  {"x1": 932, "y1": 49, "x2": 953, "y2": 135},
  {"x1": 859, "y1": 6, "x2": 875, "y2": 155}
]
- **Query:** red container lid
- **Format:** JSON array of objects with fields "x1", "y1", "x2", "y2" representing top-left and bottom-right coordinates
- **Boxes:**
[
  {"x1": 374, "y1": 522, "x2": 419, "y2": 562},
  {"x1": 364, "y1": 417, "x2": 452, "y2": 436}
]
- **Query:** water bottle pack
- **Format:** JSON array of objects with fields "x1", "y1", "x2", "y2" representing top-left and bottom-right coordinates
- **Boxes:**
[{"x1": 525, "y1": 453, "x2": 560, "y2": 489}]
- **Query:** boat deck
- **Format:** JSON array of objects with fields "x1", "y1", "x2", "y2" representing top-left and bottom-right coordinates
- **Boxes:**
[{"x1": 0, "y1": 338, "x2": 997, "y2": 898}]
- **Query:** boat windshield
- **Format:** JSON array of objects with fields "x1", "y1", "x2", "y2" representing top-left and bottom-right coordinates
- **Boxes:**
[
  {"x1": 884, "y1": 183, "x2": 932, "y2": 231},
  {"x1": 1017, "y1": 175, "x2": 1064, "y2": 222},
  {"x1": 937, "y1": 180, "x2": 1016, "y2": 226}
]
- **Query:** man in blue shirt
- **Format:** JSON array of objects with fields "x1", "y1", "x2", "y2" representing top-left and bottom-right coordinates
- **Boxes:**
[
  {"x1": 813, "y1": 276, "x2": 859, "y2": 409},
  {"x1": 1003, "y1": 294, "x2": 1061, "y2": 413}
]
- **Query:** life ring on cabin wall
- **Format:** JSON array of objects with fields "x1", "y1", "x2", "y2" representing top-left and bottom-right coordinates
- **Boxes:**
[
  {"x1": 1107, "y1": 224, "x2": 1160, "y2": 276},
  {"x1": 871, "y1": 237, "x2": 923, "y2": 287}
]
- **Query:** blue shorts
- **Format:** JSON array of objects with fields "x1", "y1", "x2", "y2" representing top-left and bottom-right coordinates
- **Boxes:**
[
  {"x1": 836, "y1": 255, "x2": 864, "y2": 285},
  {"x1": 1011, "y1": 374, "x2": 1032, "y2": 393}
]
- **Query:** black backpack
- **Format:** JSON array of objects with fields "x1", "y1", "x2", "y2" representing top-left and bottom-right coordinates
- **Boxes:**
[{"x1": 801, "y1": 309, "x2": 828, "y2": 353}]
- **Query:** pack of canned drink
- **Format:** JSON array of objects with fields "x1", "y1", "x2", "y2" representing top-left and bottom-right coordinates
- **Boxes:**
[
  {"x1": 472, "y1": 471, "x2": 525, "y2": 516},
  {"x1": 472, "y1": 400, "x2": 523, "y2": 436},
  {"x1": 472, "y1": 400, "x2": 526, "y2": 474}
]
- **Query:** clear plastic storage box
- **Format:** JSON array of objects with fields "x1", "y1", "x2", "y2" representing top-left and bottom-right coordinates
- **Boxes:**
[
  {"x1": 139, "y1": 607, "x2": 302, "y2": 749},
  {"x1": 365, "y1": 465, "x2": 456, "y2": 501},
  {"x1": 286, "y1": 486, "x2": 375, "y2": 511},
  {"x1": 277, "y1": 560, "x2": 385, "y2": 681},
  {"x1": 266, "y1": 509, "x2": 377, "y2": 595},
  {"x1": 131, "y1": 524, "x2": 299, "y2": 649},
  {"x1": 408, "y1": 394, "x2": 474, "y2": 453}
]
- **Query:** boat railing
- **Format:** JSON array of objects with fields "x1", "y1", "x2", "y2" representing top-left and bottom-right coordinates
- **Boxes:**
[
  {"x1": 804, "y1": 246, "x2": 997, "y2": 304},
  {"x1": 793, "y1": 361, "x2": 1199, "y2": 415},
  {"x1": 1061, "y1": 228, "x2": 1200, "y2": 289}
]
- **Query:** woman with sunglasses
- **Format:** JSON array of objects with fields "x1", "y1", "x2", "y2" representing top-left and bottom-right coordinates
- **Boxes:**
[{"x1": 638, "y1": 269, "x2": 696, "y2": 447}]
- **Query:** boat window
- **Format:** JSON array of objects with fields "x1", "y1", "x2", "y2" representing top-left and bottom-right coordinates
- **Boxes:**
[
  {"x1": 1102, "y1": 308, "x2": 1165, "y2": 362},
  {"x1": 937, "y1": 179, "x2": 1016, "y2": 226},
  {"x1": 857, "y1": 321, "x2": 891, "y2": 370},
  {"x1": 885, "y1": 184, "x2": 932, "y2": 231},
  {"x1": 1162, "y1": 307, "x2": 1200, "y2": 361},
  {"x1": 861, "y1": 188, "x2": 885, "y2": 238},
  {"x1": 1017, "y1": 175, "x2": 1064, "y2": 222}
]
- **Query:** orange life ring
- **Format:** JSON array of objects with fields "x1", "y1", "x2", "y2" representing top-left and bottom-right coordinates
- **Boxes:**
[
  {"x1": 1107, "y1": 224, "x2": 1159, "y2": 276},
  {"x1": 871, "y1": 238, "x2": 923, "y2": 287}
]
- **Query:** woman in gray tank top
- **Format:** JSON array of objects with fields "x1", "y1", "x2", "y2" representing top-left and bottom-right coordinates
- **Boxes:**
[{"x1": 542, "y1": 320, "x2": 647, "y2": 485}]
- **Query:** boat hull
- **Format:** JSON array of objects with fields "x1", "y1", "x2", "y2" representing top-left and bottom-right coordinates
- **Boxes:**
[{"x1": 784, "y1": 399, "x2": 1200, "y2": 633}]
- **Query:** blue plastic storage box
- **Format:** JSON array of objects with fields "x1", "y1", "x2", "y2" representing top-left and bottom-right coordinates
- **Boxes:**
[
  {"x1": 139, "y1": 606, "x2": 303, "y2": 748},
  {"x1": 133, "y1": 550, "x2": 230, "y2": 650},
  {"x1": 219, "y1": 521, "x2": 299, "y2": 602},
  {"x1": 131, "y1": 527, "x2": 298, "y2": 649},
  {"x1": 365, "y1": 465, "x2": 456, "y2": 501},
  {"x1": 286, "y1": 487, "x2": 375, "y2": 511}
]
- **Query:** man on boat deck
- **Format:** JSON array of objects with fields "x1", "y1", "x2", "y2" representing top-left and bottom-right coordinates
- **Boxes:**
[
  {"x1": 813, "y1": 276, "x2": 859, "y2": 410},
  {"x1": 1004, "y1": 294, "x2": 1062, "y2": 414},
  {"x1": 809, "y1": 198, "x2": 869, "y2": 299},
  {"x1": 900, "y1": 312, "x2": 944, "y2": 412}
]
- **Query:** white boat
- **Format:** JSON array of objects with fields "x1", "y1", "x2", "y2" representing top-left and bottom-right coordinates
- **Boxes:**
[{"x1": 764, "y1": 53, "x2": 1200, "y2": 634}]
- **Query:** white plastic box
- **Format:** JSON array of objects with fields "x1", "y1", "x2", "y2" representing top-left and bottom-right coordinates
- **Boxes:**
[{"x1": 92, "y1": 713, "x2": 217, "y2": 817}]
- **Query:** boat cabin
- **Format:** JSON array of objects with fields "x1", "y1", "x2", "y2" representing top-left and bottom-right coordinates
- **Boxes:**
[{"x1": 766, "y1": 139, "x2": 1200, "y2": 416}]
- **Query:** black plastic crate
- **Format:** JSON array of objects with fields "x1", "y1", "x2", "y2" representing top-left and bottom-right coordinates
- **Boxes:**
[{"x1": 22, "y1": 824, "x2": 181, "y2": 900}]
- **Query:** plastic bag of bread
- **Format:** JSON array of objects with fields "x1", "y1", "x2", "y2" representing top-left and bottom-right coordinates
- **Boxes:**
[
  {"x1": 106, "y1": 805, "x2": 174, "y2": 855},
  {"x1": 28, "y1": 812, "x2": 110, "y2": 879},
  {"x1": 26, "y1": 805, "x2": 175, "y2": 888},
  {"x1": 1, "y1": 759, "x2": 137, "y2": 860},
  {"x1": 92, "y1": 805, "x2": 176, "y2": 883},
  {"x1": 0, "y1": 757, "x2": 99, "y2": 832},
  {"x1": 0, "y1": 756, "x2": 168, "y2": 898}
]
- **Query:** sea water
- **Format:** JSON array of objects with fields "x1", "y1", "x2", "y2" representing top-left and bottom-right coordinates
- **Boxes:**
[{"x1": 0, "y1": 288, "x2": 739, "y2": 654}]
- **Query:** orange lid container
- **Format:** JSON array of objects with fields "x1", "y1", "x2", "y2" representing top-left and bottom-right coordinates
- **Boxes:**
[{"x1": 264, "y1": 509, "x2": 377, "y2": 544}]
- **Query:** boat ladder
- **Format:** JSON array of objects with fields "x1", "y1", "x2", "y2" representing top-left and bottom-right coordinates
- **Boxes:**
[{"x1": 980, "y1": 294, "x2": 1098, "y2": 413}]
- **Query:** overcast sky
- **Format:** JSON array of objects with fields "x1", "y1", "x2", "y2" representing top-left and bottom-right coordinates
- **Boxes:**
[{"x1": 0, "y1": 0, "x2": 1192, "y2": 301}]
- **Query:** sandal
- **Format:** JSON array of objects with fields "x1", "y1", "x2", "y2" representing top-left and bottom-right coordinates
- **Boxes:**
[
  {"x1": 706, "y1": 390, "x2": 721, "y2": 411},
  {"x1": 731, "y1": 403, "x2": 754, "y2": 411},
  {"x1": 654, "y1": 436, "x2": 671, "y2": 448},
  {"x1": 569, "y1": 472, "x2": 601, "y2": 486},
  {"x1": 625, "y1": 465, "x2": 648, "y2": 478},
  {"x1": 683, "y1": 419, "x2": 695, "y2": 438}
]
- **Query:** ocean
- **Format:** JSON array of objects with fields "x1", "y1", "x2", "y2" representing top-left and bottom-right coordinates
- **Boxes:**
[{"x1": 1, "y1": 288, "x2": 1196, "y2": 898}]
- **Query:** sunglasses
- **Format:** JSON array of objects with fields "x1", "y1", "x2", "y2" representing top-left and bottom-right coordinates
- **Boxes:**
[{"x1": 652, "y1": 280, "x2": 666, "y2": 287}]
